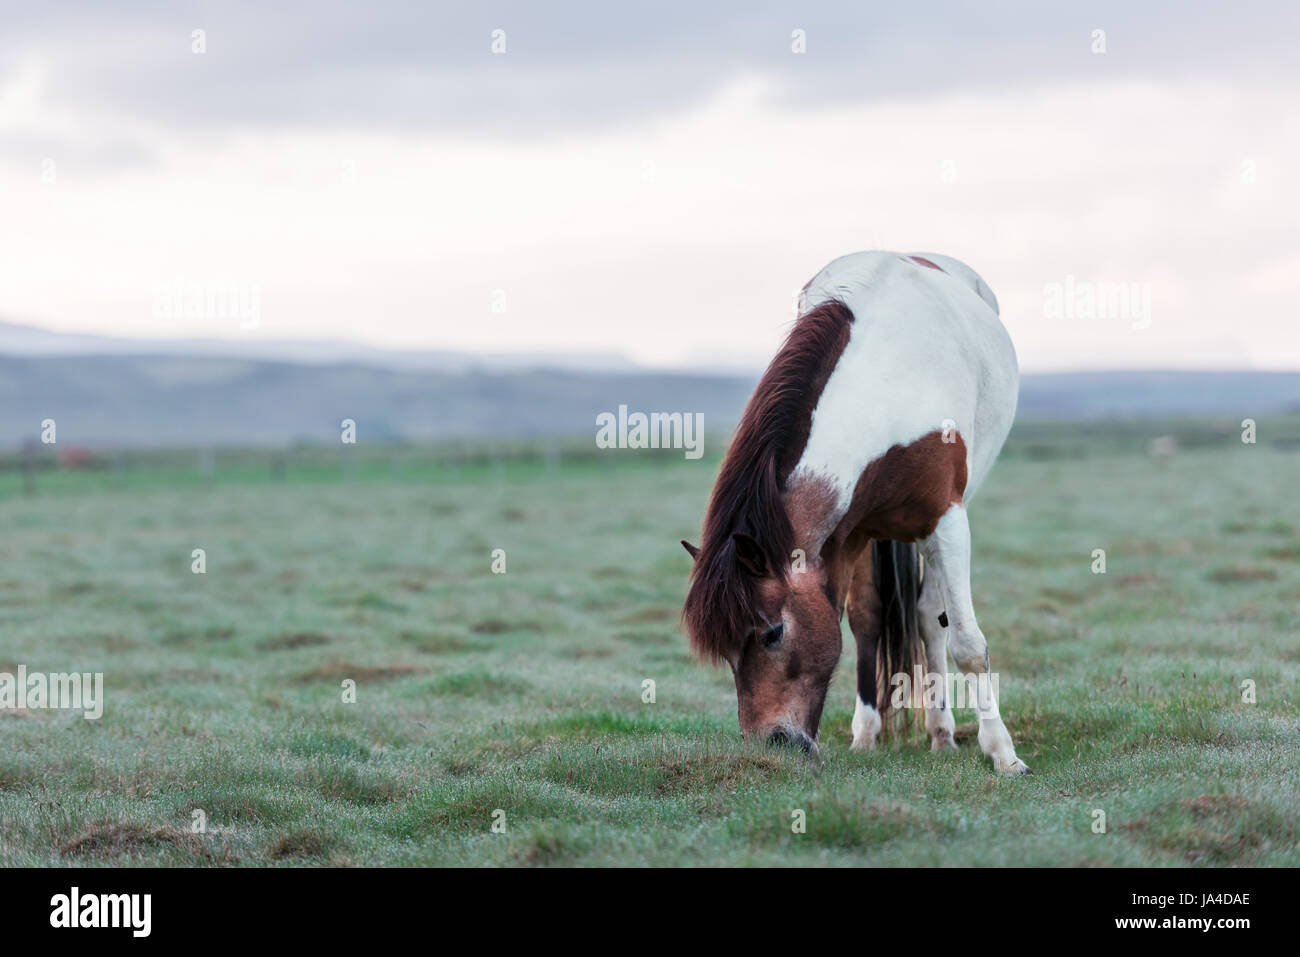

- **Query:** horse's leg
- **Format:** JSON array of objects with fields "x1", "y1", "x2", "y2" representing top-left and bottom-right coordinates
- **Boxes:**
[
  {"x1": 921, "y1": 504, "x2": 1029, "y2": 774},
  {"x1": 917, "y1": 561, "x2": 957, "y2": 752},
  {"x1": 846, "y1": 549, "x2": 882, "y2": 751}
]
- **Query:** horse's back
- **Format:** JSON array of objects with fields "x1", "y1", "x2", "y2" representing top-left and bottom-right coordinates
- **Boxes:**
[
  {"x1": 792, "y1": 251, "x2": 1017, "y2": 511},
  {"x1": 799, "y1": 250, "x2": 1000, "y2": 323},
  {"x1": 903, "y1": 252, "x2": 1001, "y2": 316}
]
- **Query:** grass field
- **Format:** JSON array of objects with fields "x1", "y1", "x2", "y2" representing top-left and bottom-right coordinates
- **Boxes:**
[{"x1": 1, "y1": 419, "x2": 1298, "y2": 866}]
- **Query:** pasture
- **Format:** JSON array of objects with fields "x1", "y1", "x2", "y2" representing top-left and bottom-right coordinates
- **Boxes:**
[{"x1": 0, "y1": 418, "x2": 1298, "y2": 866}]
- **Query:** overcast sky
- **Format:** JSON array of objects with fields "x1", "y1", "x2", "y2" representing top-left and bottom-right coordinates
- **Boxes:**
[{"x1": 2, "y1": 1, "x2": 1297, "y2": 371}]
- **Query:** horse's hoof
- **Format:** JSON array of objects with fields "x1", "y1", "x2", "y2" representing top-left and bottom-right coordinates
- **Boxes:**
[
  {"x1": 996, "y1": 758, "x2": 1032, "y2": 775},
  {"x1": 930, "y1": 735, "x2": 959, "y2": 752}
]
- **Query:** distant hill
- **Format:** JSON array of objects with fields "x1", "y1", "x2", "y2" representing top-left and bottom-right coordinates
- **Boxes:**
[
  {"x1": 0, "y1": 354, "x2": 751, "y2": 448},
  {"x1": 0, "y1": 320, "x2": 640, "y2": 374},
  {"x1": 1017, "y1": 370, "x2": 1300, "y2": 420},
  {"x1": 0, "y1": 321, "x2": 1295, "y2": 448}
]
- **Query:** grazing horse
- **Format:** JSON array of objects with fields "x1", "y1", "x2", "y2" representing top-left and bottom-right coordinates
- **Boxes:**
[{"x1": 681, "y1": 250, "x2": 1028, "y2": 774}]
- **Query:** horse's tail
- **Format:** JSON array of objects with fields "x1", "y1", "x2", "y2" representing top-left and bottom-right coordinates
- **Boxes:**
[{"x1": 871, "y1": 539, "x2": 926, "y2": 723}]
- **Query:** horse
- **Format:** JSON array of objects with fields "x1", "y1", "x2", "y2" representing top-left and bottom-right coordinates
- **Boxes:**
[{"x1": 681, "y1": 250, "x2": 1029, "y2": 774}]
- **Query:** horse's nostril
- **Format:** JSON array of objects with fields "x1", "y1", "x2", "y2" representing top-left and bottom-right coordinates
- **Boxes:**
[{"x1": 767, "y1": 728, "x2": 816, "y2": 753}]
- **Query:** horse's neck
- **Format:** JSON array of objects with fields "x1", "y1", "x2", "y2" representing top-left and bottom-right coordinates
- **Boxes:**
[{"x1": 783, "y1": 473, "x2": 847, "y2": 562}]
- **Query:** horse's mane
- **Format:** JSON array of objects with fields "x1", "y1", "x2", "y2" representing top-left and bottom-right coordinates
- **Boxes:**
[{"x1": 682, "y1": 300, "x2": 855, "y2": 663}]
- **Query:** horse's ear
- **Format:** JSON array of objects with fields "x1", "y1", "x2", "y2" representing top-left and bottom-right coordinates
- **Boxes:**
[
  {"x1": 731, "y1": 532, "x2": 768, "y2": 578},
  {"x1": 680, "y1": 540, "x2": 700, "y2": 561}
]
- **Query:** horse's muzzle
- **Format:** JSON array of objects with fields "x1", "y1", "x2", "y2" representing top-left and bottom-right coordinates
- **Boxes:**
[{"x1": 766, "y1": 727, "x2": 818, "y2": 754}]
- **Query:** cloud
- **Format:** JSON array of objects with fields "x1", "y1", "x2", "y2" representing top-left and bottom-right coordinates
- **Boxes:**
[{"x1": 4, "y1": 1, "x2": 1297, "y2": 147}]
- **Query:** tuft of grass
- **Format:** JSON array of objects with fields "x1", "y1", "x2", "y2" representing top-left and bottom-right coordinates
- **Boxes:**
[
  {"x1": 268, "y1": 828, "x2": 331, "y2": 860},
  {"x1": 430, "y1": 670, "x2": 531, "y2": 697},
  {"x1": 257, "y1": 632, "x2": 332, "y2": 651},
  {"x1": 61, "y1": 823, "x2": 229, "y2": 863},
  {"x1": 1207, "y1": 566, "x2": 1278, "y2": 583},
  {"x1": 291, "y1": 662, "x2": 428, "y2": 684}
]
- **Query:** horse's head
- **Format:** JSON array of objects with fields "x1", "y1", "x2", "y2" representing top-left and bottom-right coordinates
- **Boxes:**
[{"x1": 682, "y1": 533, "x2": 842, "y2": 754}]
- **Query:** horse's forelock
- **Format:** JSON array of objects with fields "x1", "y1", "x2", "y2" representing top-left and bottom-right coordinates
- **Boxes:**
[{"x1": 682, "y1": 534, "x2": 756, "y2": 663}]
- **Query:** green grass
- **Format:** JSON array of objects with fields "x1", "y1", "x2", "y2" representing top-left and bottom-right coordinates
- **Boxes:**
[{"x1": 0, "y1": 420, "x2": 1298, "y2": 866}]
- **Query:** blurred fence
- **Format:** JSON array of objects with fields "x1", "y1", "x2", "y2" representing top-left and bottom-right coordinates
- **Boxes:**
[
  {"x1": 2, "y1": 414, "x2": 1299, "y2": 495},
  {"x1": 0, "y1": 432, "x2": 732, "y2": 494}
]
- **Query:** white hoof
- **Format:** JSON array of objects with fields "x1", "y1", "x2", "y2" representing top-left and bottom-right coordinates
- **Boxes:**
[
  {"x1": 994, "y1": 756, "x2": 1032, "y2": 775},
  {"x1": 850, "y1": 696, "x2": 881, "y2": 752}
]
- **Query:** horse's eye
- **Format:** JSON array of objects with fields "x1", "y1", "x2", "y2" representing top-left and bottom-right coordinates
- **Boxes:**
[{"x1": 761, "y1": 623, "x2": 784, "y2": 648}]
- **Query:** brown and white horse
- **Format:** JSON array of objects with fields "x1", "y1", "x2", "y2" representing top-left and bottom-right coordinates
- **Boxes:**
[{"x1": 681, "y1": 250, "x2": 1029, "y2": 774}]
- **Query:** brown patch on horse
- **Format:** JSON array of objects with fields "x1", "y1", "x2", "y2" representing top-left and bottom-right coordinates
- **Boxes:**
[
  {"x1": 782, "y1": 430, "x2": 965, "y2": 608},
  {"x1": 908, "y1": 255, "x2": 946, "y2": 272},
  {"x1": 681, "y1": 300, "x2": 855, "y2": 663},
  {"x1": 839, "y1": 430, "x2": 968, "y2": 545}
]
